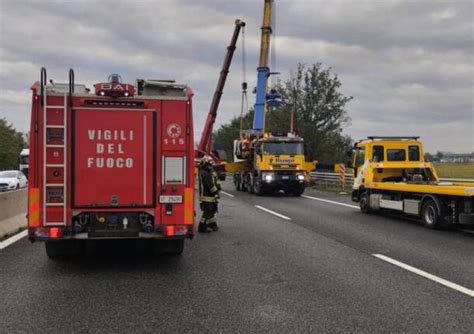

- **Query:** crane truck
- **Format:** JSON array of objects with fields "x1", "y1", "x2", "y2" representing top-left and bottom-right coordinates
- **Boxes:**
[
  {"x1": 349, "y1": 137, "x2": 474, "y2": 228},
  {"x1": 228, "y1": 0, "x2": 316, "y2": 196},
  {"x1": 197, "y1": 19, "x2": 245, "y2": 164},
  {"x1": 27, "y1": 68, "x2": 196, "y2": 257}
]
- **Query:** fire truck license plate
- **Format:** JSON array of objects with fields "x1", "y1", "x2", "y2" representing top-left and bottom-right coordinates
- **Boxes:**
[{"x1": 159, "y1": 195, "x2": 183, "y2": 203}]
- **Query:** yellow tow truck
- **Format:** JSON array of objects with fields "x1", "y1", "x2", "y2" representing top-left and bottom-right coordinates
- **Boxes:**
[{"x1": 349, "y1": 137, "x2": 474, "y2": 228}]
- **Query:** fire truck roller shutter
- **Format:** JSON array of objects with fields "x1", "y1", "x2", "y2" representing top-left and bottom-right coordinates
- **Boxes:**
[{"x1": 73, "y1": 109, "x2": 155, "y2": 207}]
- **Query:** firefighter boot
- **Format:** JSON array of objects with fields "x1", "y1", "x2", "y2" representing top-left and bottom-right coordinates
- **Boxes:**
[
  {"x1": 209, "y1": 222, "x2": 219, "y2": 232},
  {"x1": 198, "y1": 223, "x2": 210, "y2": 233}
]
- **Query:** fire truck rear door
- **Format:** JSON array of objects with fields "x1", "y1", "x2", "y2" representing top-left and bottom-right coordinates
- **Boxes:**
[{"x1": 73, "y1": 109, "x2": 155, "y2": 207}]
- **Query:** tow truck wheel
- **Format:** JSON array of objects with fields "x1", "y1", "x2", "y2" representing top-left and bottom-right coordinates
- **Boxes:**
[
  {"x1": 359, "y1": 192, "x2": 371, "y2": 214},
  {"x1": 421, "y1": 200, "x2": 440, "y2": 229}
]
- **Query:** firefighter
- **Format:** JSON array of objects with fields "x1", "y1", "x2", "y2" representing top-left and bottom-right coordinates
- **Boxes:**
[
  {"x1": 210, "y1": 159, "x2": 221, "y2": 214},
  {"x1": 198, "y1": 157, "x2": 219, "y2": 233}
]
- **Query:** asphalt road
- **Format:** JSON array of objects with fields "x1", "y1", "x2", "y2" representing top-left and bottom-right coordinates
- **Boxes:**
[{"x1": 1, "y1": 180, "x2": 473, "y2": 333}]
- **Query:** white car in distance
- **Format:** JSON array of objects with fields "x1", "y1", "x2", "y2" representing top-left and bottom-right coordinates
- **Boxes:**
[{"x1": 0, "y1": 170, "x2": 28, "y2": 191}]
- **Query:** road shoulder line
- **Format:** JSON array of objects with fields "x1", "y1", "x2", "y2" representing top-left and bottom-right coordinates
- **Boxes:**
[
  {"x1": 220, "y1": 191, "x2": 235, "y2": 198},
  {"x1": 302, "y1": 194, "x2": 359, "y2": 209},
  {"x1": 0, "y1": 230, "x2": 28, "y2": 251},
  {"x1": 255, "y1": 205, "x2": 291, "y2": 220},
  {"x1": 373, "y1": 253, "x2": 474, "y2": 298}
]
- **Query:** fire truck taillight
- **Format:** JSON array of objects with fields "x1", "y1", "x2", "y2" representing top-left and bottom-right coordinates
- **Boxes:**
[
  {"x1": 30, "y1": 227, "x2": 63, "y2": 239},
  {"x1": 49, "y1": 227, "x2": 61, "y2": 238},
  {"x1": 164, "y1": 225, "x2": 189, "y2": 236}
]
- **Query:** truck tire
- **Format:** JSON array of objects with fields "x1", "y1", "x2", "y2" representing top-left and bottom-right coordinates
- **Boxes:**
[
  {"x1": 359, "y1": 192, "x2": 371, "y2": 214},
  {"x1": 247, "y1": 175, "x2": 254, "y2": 194},
  {"x1": 234, "y1": 174, "x2": 241, "y2": 191},
  {"x1": 291, "y1": 185, "x2": 305, "y2": 197},
  {"x1": 421, "y1": 199, "x2": 441, "y2": 229},
  {"x1": 151, "y1": 240, "x2": 165, "y2": 256},
  {"x1": 45, "y1": 240, "x2": 81, "y2": 258},
  {"x1": 253, "y1": 180, "x2": 263, "y2": 196},
  {"x1": 165, "y1": 240, "x2": 184, "y2": 255}
]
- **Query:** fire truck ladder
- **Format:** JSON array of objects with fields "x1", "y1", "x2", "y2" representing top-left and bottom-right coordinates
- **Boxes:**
[{"x1": 40, "y1": 68, "x2": 73, "y2": 226}]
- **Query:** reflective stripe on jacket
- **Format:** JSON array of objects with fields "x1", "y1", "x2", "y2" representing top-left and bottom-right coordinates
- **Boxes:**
[{"x1": 199, "y1": 167, "x2": 218, "y2": 202}]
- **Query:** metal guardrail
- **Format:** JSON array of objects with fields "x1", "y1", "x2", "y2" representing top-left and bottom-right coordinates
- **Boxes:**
[{"x1": 310, "y1": 172, "x2": 474, "y2": 186}]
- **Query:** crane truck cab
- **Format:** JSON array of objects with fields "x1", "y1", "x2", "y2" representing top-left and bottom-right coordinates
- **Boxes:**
[
  {"x1": 231, "y1": 132, "x2": 315, "y2": 196},
  {"x1": 349, "y1": 137, "x2": 474, "y2": 228}
]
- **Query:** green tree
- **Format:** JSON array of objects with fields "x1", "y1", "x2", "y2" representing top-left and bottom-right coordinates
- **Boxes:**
[
  {"x1": 213, "y1": 63, "x2": 353, "y2": 164},
  {"x1": 274, "y1": 63, "x2": 353, "y2": 163},
  {"x1": 0, "y1": 118, "x2": 27, "y2": 170}
]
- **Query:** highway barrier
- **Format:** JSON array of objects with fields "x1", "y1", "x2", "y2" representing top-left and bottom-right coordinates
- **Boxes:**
[
  {"x1": 310, "y1": 172, "x2": 474, "y2": 187},
  {"x1": 0, "y1": 189, "x2": 27, "y2": 239}
]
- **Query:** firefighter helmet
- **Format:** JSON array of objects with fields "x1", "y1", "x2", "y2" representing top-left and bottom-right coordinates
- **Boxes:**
[{"x1": 199, "y1": 156, "x2": 213, "y2": 168}]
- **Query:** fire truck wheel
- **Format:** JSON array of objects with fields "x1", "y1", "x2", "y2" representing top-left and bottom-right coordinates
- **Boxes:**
[
  {"x1": 151, "y1": 240, "x2": 165, "y2": 256},
  {"x1": 165, "y1": 240, "x2": 184, "y2": 255},
  {"x1": 359, "y1": 192, "x2": 371, "y2": 214},
  {"x1": 421, "y1": 200, "x2": 440, "y2": 229},
  {"x1": 45, "y1": 240, "x2": 81, "y2": 258}
]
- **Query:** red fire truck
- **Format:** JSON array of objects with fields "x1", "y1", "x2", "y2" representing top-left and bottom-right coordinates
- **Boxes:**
[{"x1": 28, "y1": 68, "x2": 195, "y2": 257}]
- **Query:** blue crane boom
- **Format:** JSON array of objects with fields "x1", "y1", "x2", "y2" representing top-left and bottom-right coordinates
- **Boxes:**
[{"x1": 253, "y1": 0, "x2": 274, "y2": 132}]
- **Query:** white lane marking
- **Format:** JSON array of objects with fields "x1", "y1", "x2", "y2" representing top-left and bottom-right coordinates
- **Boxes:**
[
  {"x1": 221, "y1": 191, "x2": 235, "y2": 198},
  {"x1": 460, "y1": 229, "x2": 474, "y2": 235},
  {"x1": 255, "y1": 205, "x2": 291, "y2": 220},
  {"x1": 302, "y1": 195, "x2": 359, "y2": 209},
  {"x1": 373, "y1": 254, "x2": 474, "y2": 298},
  {"x1": 0, "y1": 230, "x2": 28, "y2": 251}
]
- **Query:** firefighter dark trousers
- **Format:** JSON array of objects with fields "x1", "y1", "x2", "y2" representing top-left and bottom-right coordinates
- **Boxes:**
[{"x1": 200, "y1": 202, "x2": 216, "y2": 225}]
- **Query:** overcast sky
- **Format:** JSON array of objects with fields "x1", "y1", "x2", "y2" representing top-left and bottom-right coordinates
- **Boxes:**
[{"x1": 0, "y1": 0, "x2": 473, "y2": 153}]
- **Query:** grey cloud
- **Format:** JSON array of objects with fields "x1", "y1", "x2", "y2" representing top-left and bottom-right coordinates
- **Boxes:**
[{"x1": 0, "y1": 0, "x2": 473, "y2": 153}]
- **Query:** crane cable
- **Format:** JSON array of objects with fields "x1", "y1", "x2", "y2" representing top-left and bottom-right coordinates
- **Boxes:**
[
  {"x1": 239, "y1": 24, "x2": 248, "y2": 137},
  {"x1": 270, "y1": 0, "x2": 276, "y2": 88}
]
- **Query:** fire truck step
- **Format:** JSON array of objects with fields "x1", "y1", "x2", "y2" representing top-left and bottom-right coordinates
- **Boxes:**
[
  {"x1": 46, "y1": 105, "x2": 65, "y2": 108},
  {"x1": 46, "y1": 145, "x2": 65, "y2": 148},
  {"x1": 46, "y1": 183, "x2": 64, "y2": 187},
  {"x1": 45, "y1": 125, "x2": 65, "y2": 129},
  {"x1": 46, "y1": 164, "x2": 64, "y2": 167},
  {"x1": 44, "y1": 222, "x2": 65, "y2": 226},
  {"x1": 46, "y1": 203, "x2": 65, "y2": 206}
]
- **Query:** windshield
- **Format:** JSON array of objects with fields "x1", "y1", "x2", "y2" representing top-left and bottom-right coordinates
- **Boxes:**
[
  {"x1": 263, "y1": 142, "x2": 304, "y2": 155},
  {"x1": 0, "y1": 171, "x2": 18, "y2": 178},
  {"x1": 20, "y1": 155, "x2": 29, "y2": 164}
]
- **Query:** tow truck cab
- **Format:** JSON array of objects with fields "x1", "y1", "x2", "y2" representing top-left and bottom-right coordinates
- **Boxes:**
[{"x1": 348, "y1": 137, "x2": 474, "y2": 228}]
